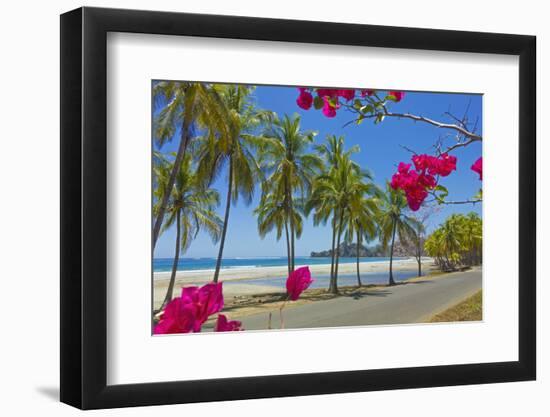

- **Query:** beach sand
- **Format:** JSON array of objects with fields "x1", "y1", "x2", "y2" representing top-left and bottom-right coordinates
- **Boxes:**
[{"x1": 153, "y1": 257, "x2": 435, "y2": 310}]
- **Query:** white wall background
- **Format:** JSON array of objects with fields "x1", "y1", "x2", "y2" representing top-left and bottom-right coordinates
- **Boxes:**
[{"x1": 0, "y1": 0, "x2": 545, "y2": 415}]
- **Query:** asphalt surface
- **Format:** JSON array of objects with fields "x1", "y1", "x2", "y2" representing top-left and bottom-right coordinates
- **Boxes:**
[{"x1": 239, "y1": 268, "x2": 482, "y2": 330}]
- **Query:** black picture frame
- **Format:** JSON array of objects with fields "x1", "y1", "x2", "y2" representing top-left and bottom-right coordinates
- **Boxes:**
[{"x1": 60, "y1": 6, "x2": 536, "y2": 410}]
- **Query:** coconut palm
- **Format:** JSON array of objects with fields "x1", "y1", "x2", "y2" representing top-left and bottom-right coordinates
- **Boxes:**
[
  {"x1": 463, "y1": 212, "x2": 483, "y2": 265},
  {"x1": 258, "y1": 113, "x2": 323, "y2": 272},
  {"x1": 378, "y1": 184, "x2": 418, "y2": 285},
  {"x1": 308, "y1": 155, "x2": 376, "y2": 293},
  {"x1": 254, "y1": 193, "x2": 304, "y2": 276},
  {"x1": 344, "y1": 195, "x2": 380, "y2": 286},
  {"x1": 154, "y1": 154, "x2": 223, "y2": 311},
  {"x1": 307, "y1": 135, "x2": 364, "y2": 284},
  {"x1": 314, "y1": 134, "x2": 360, "y2": 170},
  {"x1": 424, "y1": 213, "x2": 482, "y2": 271},
  {"x1": 151, "y1": 81, "x2": 230, "y2": 249},
  {"x1": 412, "y1": 220, "x2": 426, "y2": 277},
  {"x1": 195, "y1": 85, "x2": 271, "y2": 282},
  {"x1": 438, "y1": 214, "x2": 466, "y2": 267}
]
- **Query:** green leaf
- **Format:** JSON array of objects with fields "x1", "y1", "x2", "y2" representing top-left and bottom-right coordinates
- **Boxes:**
[
  {"x1": 353, "y1": 99, "x2": 363, "y2": 110},
  {"x1": 361, "y1": 104, "x2": 374, "y2": 114},
  {"x1": 434, "y1": 184, "x2": 449, "y2": 201},
  {"x1": 434, "y1": 184, "x2": 448, "y2": 193},
  {"x1": 473, "y1": 189, "x2": 483, "y2": 200},
  {"x1": 374, "y1": 113, "x2": 385, "y2": 124},
  {"x1": 386, "y1": 94, "x2": 397, "y2": 102},
  {"x1": 356, "y1": 115, "x2": 365, "y2": 125},
  {"x1": 313, "y1": 96, "x2": 324, "y2": 110}
]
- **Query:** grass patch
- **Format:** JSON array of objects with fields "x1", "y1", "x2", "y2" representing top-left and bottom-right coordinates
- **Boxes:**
[{"x1": 430, "y1": 290, "x2": 482, "y2": 322}]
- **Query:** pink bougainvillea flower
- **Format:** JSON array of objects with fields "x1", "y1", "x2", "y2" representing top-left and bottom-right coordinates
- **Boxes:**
[
  {"x1": 411, "y1": 153, "x2": 456, "y2": 177},
  {"x1": 215, "y1": 314, "x2": 243, "y2": 332},
  {"x1": 337, "y1": 89, "x2": 355, "y2": 101},
  {"x1": 322, "y1": 96, "x2": 338, "y2": 118},
  {"x1": 296, "y1": 88, "x2": 313, "y2": 110},
  {"x1": 154, "y1": 282, "x2": 224, "y2": 334},
  {"x1": 412, "y1": 154, "x2": 435, "y2": 172},
  {"x1": 417, "y1": 172, "x2": 437, "y2": 188},
  {"x1": 397, "y1": 162, "x2": 411, "y2": 174},
  {"x1": 316, "y1": 88, "x2": 339, "y2": 99},
  {"x1": 390, "y1": 173, "x2": 402, "y2": 190},
  {"x1": 405, "y1": 185, "x2": 428, "y2": 211},
  {"x1": 389, "y1": 91, "x2": 405, "y2": 102},
  {"x1": 153, "y1": 297, "x2": 199, "y2": 335},
  {"x1": 471, "y1": 157, "x2": 482, "y2": 180},
  {"x1": 391, "y1": 153, "x2": 457, "y2": 211},
  {"x1": 360, "y1": 89, "x2": 375, "y2": 97},
  {"x1": 433, "y1": 153, "x2": 457, "y2": 177},
  {"x1": 180, "y1": 282, "x2": 224, "y2": 329},
  {"x1": 286, "y1": 266, "x2": 314, "y2": 301}
]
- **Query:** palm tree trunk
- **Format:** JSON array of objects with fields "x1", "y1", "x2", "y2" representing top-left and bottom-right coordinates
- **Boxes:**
[
  {"x1": 213, "y1": 158, "x2": 233, "y2": 283},
  {"x1": 389, "y1": 217, "x2": 397, "y2": 286},
  {"x1": 284, "y1": 220, "x2": 291, "y2": 276},
  {"x1": 332, "y1": 209, "x2": 345, "y2": 294},
  {"x1": 329, "y1": 216, "x2": 337, "y2": 282},
  {"x1": 417, "y1": 237, "x2": 422, "y2": 277},
  {"x1": 356, "y1": 230, "x2": 362, "y2": 287},
  {"x1": 328, "y1": 214, "x2": 338, "y2": 293},
  {"x1": 287, "y1": 184, "x2": 295, "y2": 271},
  {"x1": 160, "y1": 209, "x2": 181, "y2": 311},
  {"x1": 152, "y1": 122, "x2": 190, "y2": 249}
]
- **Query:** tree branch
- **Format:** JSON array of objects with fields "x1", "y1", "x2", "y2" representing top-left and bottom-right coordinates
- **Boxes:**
[
  {"x1": 383, "y1": 110, "x2": 482, "y2": 141},
  {"x1": 441, "y1": 199, "x2": 482, "y2": 205},
  {"x1": 342, "y1": 103, "x2": 482, "y2": 142},
  {"x1": 444, "y1": 137, "x2": 479, "y2": 153},
  {"x1": 426, "y1": 198, "x2": 482, "y2": 205}
]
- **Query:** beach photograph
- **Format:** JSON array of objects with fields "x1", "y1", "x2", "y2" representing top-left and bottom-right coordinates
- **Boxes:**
[{"x1": 151, "y1": 82, "x2": 483, "y2": 334}]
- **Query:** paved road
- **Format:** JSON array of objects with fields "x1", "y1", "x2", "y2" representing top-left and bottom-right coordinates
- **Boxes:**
[{"x1": 239, "y1": 269, "x2": 482, "y2": 330}]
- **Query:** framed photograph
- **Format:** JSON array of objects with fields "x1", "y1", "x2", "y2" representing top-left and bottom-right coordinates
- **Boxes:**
[{"x1": 60, "y1": 6, "x2": 536, "y2": 410}]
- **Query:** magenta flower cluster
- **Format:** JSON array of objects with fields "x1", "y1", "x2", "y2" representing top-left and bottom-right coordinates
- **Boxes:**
[
  {"x1": 471, "y1": 157, "x2": 482, "y2": 180},
  {"x1": 296, "y1": 87, "x2": 404, "y2": 118},
  {"x1": 391, "y1": 153, "x2": 457, "y2": 211},
  {"x1": 154, "y1": 267, "x2": 315, "y2": 335},
  {"x1": 154, "y1": 282, "x2": 242, "y2": 334},
  {"x1": 286, "y1": 266, "x2": 314, "y2": 300}
]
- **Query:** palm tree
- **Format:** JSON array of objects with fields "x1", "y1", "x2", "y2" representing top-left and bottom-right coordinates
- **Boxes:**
[
  {"x1": 412, "y1": 220, "x2": 426, "y2": 277},
  {"x1": 152, "y1": 81, "x2": 230, "y2": 249},
  {"x1": 464, "y1": 212, "x2": 483, "y2": 265},
  {"x1": 344, "y1": 196, "x2": 380, "y2": 286},
  {"x1": 378, "y1": 184, "x2": 418, "y2": 285},
  {"x1": 254, "y1": 192, "x2": 304, "y2": 276},
  {"x1": 259, "y1": 114, "x2": 323, "y2": 272},
  {"x1": 314, "y1": 134, "x2": 360, "y2": 169},
  {"x1": 424, "y1": 213, "x2": 482, "y2": 271},
  {"x1": 154, "y1": 154, "x2": 223, "y2": 311},
  {"x1": 439, "y1": 214, "x2": 466, "y2": 268},
  {"x1": 196, "y1": 85, "x2": 271, "y2": 282},
  {"x1": 308, "y1": 155, "x2": 376, "y2": 293},
  {"x1": 308, "y1": 135, "x2": 363, "y2": 285}
]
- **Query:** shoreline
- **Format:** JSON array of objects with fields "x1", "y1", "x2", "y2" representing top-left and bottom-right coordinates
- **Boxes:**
[{"x1": 153, "y1": 257, "x2": 433, "y2": 283}]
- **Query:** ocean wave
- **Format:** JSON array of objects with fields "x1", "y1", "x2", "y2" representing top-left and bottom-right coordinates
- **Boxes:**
[
  {"x1": 233, "y1": 257, "x2": 284, "y2": 260},
  {"x1": 226, "y1": 265, "x2": 259, "y2": 269}
]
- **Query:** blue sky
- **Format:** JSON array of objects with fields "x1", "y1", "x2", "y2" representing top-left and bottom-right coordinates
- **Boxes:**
[{"x1": 153, "y1": 85, "x2": 482, "y2": 259}]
